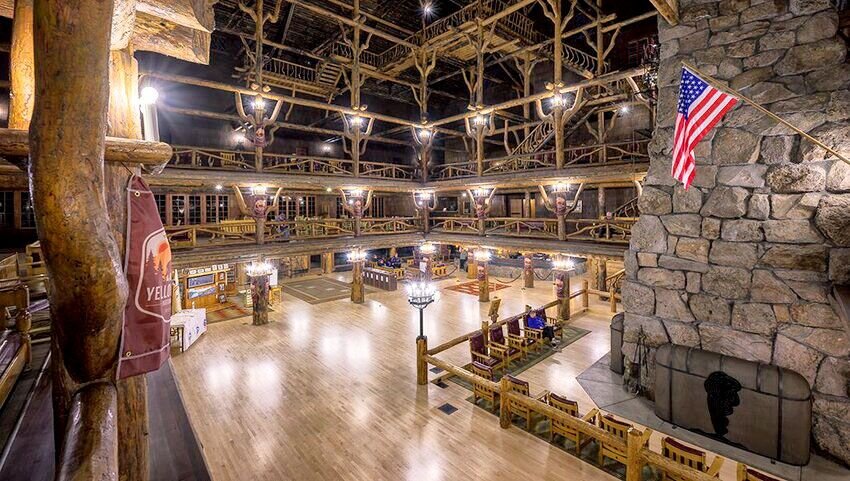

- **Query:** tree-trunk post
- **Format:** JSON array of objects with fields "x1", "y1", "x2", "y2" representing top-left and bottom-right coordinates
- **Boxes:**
[
  {"x1": 499, "y1": 376, "x2": 511, "y2": 428},
  {"x1": 416, "y1": 336, "x2": 428, "y2": 385},
  {"x1": 557, "y1": 215, "x2": 566, "y2": 241},
  {"x1": 625, "y1": 427, "x2": 643, "y2": 481},
  {"x1": 322, "y1": 252, "x2": 334, "y2": 274},
  {"x1": 351, "y1": 259, "x2": 365, "y2": 304},
  {"x1": 523, "y1": 255, "x2": 534, "y2": 288},
  {"x1": 610, "y1": 285, "x2": 617, "y2": 313},
  {"x1": 554, "y1": 270, "x2": 571, "y2": 321},
  {"x1": 249, "y1": 272, "x2": 270, "y2": 326},
  {"x1": 477, "y1": 259, "x2": 489, "y2": 303},
  {"x1": 467, "y1": 258, "x2": 477, "y2": 279},
  {"x1": 481, "y1": 317, "x2": 490, "y2": 343},
  {"x1": 255, "y1": 217, "x2": 265, "y2": 245},
  {"x1": 582, "y1": 279, "x2": 590, "y2": 310},
  {"x1": 30, "y1": 0, "x2": 124, "y2": 476},
  {"x1": 9, "y1": 0, "x2": 34, "y2": 130}
]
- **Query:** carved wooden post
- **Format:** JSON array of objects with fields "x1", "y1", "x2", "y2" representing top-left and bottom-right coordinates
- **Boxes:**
[
  {"x1": 467, "y1": 257, "x2": 477, "y2": 279},
  {"x1": 469, "y1": 188, "x2": 496, "y2": 236},
  {"x1": 339, "y1": 189, "x2": 373, "y2": 237},
  {"x1": 413, "y1": 191, "x2": 436, "y2": 234},
  {"x1": 625, "y1": 427, "x2": 643, "y2": 481},
  {"x1": 30, "y1": 0, "x2": 124, "y2": 477},
  {"x1": 523, "y1": 254, "x2": 534, "y2": 288},
  {"x1": 9, "y1": 0, "x2": 34, "y2": 129},
  {"x1": 477, "y1": 254, "x2": 489, "y2": 303},
  {"x1": 248, "y1": 269, "x2": 270, "y2": 326},
  {"x1": 499, "y1": 376, "x2": 511, "y2": 428},
  {"x1": 350, "y1": 250, "x2": 366, "y2": 304},
  {"x1": 582, "y1": 279, "x2": 590, "y2": 310},
  {"x1": 416, "y1": 336, "x2": 428, "y2": 385},
  {"x1": 554, "y1": 269, "x2": 571, "y2": 321},
  {"x1": 539, "y1": 183, "x2": 584, "y2": 242}
]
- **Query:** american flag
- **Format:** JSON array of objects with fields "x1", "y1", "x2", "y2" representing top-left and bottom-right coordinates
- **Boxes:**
[{"x1": 673, "y1": 67, "x2": 738, "y2": 188}]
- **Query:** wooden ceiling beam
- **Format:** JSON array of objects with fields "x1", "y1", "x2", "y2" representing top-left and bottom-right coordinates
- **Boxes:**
[{"x1": 649, "y1": 0, "x2": 678, "y2": 26}]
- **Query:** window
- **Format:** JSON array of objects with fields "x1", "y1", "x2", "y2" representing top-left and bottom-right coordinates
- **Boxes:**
[
  {"x1": 367, "y1": 196, "x2": 385, "y2": 217},
  {"x1": 283, "y1": 195, "x2": 316, "y2": 219},
  {"x1": 154, "y1": 194, "x2": 166, "y2": 224},
  {"x1": 627, "y1": 35, "x2": 658, "y2": 67},
  {"x1": 20, "y1": 192, "x2": 36, "y2": 228},
  {"x1": 205, "y1": 195, "x2": 228, "y2": 223},
  {"x1": 171, "y1": 195, "x2": 185, "y2": 226},
  {"x1": 188, "y1": 195, "x2": 202, "y2": 225},
  {"x1": 0, "y1": 192, "x2": 13, "y2": 228}
]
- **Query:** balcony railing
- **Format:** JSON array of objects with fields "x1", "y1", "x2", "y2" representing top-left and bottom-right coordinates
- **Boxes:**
[
  {"x1": 430, "y1": 139, "x2": 650, "y2": 180},
  {"x1": 429, "y1": 216, "x2": 635, "y2": 244},
  {"x1": 169, "y1": 147, "x2": 416, "y2": 180}
]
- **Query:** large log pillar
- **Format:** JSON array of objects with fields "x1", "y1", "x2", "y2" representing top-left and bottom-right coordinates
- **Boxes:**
[
  {"x1": 9, "y1": 0, "x2": 34, "y2": 129},
  {"x1": 554, "y1": 269, "x2": 571, "y2": 321},
  {"x1": 321, "y1": 252, "x2": 334, "y2": 274},
  {"x1": 477, "y1": 258, "x2": 489, "y2": 303},
  {"x1": 30, "y1": 0, "x2": 124, "y2": 478},
  {"x1": 249, "y1": 272, "x2": 270, "y2": 326},
  {"x1": 351, "y1": 258, "x2": 365, "y2": 304},
  {"x1": 523, "y1": 254, "x2": 534, "y2": 288}
]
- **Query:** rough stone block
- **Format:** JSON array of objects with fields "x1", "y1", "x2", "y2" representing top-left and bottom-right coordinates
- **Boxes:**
[
  {"x1": 751, "y1": 269, "x2": 799, "y2": 304},
  {"x1": 790, "y1": 0, "x2": 833, "y2": 15},
  {"x1": 672, "y1": 185, "x2": 702, "y2": 213},
  {"x1": 773, "y1": 331, "x2": 825, "y2": 384},
  {"x1": 759, "y1": 135, "x2": 798, "y2": 165},
  {"x1": 815, "y1": 195, "x2": 850, "y2": 246},
  {"x1": 661, "y1": 214, "x2": 703, "y2": 237},
  {"x1": 717, "y1": 165, "x2": 767, "y2": 188},
  {"x1": 637, "y1": 252, "x2": 658, "y2": 267},
  {"x1": 812, "y1": 397, "x2": 850, "y2": 466},
  {"x1": 699, "y1": 323, "x2": 773, "y2": 362},
  {"x1": 623, "y1": 313, "x2": 670, "y2": 346},
  {"x1": 747, "y1": 194, "x2": 770, "y2": 220},
  {"x1": 658, "y1": 255, "x2": 711, "y2": 273},
  {"x1": 731, "y1": 302, "x2": 778, "y2": 335},
  {"x1": 815, "y1": 357, "x2": 850, "y2": 397},
  {"x1": 770, "y1": 193, "x2": 820, "y2": 219},
  {"x1": 622, "y1": 280, "x2": 655, "y2": 316},
  {"x1": 721, "y1": 219, "x2": 764, "y2": 241},
  {"x1": 790, "y1": 302, "x2": 844, "y2": 329},
  {"x1": 763, "y1": 219, "x2": 824, "y2": 243},
  {"x1": 799, "y1": 124, "x2": 850, "y2": 163},
  {"x1": 775, "y1": 38, "x2": 847, "y2": 76},
  {"x1": 709, "y1": 240, "x2": 759, "y2": 268},
  {"x1": 702, "y1": 217, "x2": 722, "y2": 239},
  {"x1": 655, "y1": 288, "x2": 695, "y2": 322},
  {"x1": 740, "y1": 1, "x2": 787, "y2": 23},
  {"x1": 797, "y1": 10, "x2": 839, "y2": 43},
  {"x1": 701, "y1": 186, "x2": 749, "y2": 218},
  {"x1": 730, "y1": 66, "x2": 773, "y2": 90},
  {"x1": 757, "y1": 31, "x2": 796, "y2": 51},
  {"x1": 675, "y1": 237, "x2": 710, "y2": 263},
  {"x1": 713, "y1": 128, "x2": 761, "y2": 164},
  {"x1": 638, "y1": 186, "x2": 673, "y2": 215},
  {"x1": 785, "y1": 280, "x2": 830, "y2": 303},
  {"x1": 630, "y1": 215, "x2": 668, "y2": 254},
  {"x1": 703, "y1": 265, "x2": 752, "y2": 299},
  {"x1": 828, "y1": 248, "x2": 850, "y2": 283},
  {"x1": 766, "y1": 163, "x2": 827, "y2": 193},
  {"x1": 686, "y1": 272, "x2": 701, "y2": 294},
  {"x1": 637, "y1": 268, "x2": 687, "y2": 290},
  {"x1": 806, "y1": 63, "x2": 850, "y2": 92},
  {"x1": 689, "y1": 293, "x2": 732, "y2": 324}
]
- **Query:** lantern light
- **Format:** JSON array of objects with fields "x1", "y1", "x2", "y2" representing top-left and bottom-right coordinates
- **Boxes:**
[
  {"x1": 139, "y1": 86, "x2": 159, "y2": 105},
  {"x1": 420, "y1": 242, "x2": 437, "y2": 255},
  {"x1": 474, "y1": 249, "x2": 491, "y2": 263},
  {"x1": 552, "y1": 256, "x2": 574, "y2": 271},
  {"x1": 552, "y1": 182, "x2": 569, "y2": 193},
  {"x1": 251, "y1": 185, "x2": 266, "y2": 196}
]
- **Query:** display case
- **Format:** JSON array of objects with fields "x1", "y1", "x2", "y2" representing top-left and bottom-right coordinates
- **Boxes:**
[{"x1": 182, "y1": 264, "x2": 230, "y2": 309}]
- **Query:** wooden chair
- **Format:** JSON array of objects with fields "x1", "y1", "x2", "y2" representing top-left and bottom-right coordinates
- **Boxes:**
[
  {"x1": 547, "y1": 393, "x2": 597, "y2": 454},
  {"x1": 504, "y1": 375, "x2": 549, "y2": 430},
  {"x1": 737, "y1": 463, "x2": 782, "y2": 481},
  {"x1": 661, "y1": 437, "x2": 724, "y2": 481},
  {"x1": 597, "y1": 414, "x2": 652, "y2": 468},
  {"x1": 471, "y1": 361, "x2": 498, "y2": 412},
  {"x1": 468, "y1": 330, "x2": 501, "y2": 370},
  {"x1": 488, "y1": 323, "x2": 521, "y2": 368},
  {"x1": 506, "y1": 317, "x2": 539, "y2": 359}
]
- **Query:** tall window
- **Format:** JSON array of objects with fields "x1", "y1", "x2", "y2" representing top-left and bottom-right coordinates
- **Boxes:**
[
  {"x1": 20, "y1": 192, "x2": 36, "y2": 228},
  {"x1": 0, "y1": 192, "x2": 13, "y2": 227},
  {"x1": 188, "y1": 195, "x2": 202, "y2": 225},
  {"x1": 283, "y1": 195, "x2": 316, "y2": 219},
  {"x1": 171, "y1": 195, "x2": 185, "y2": 226},
  {"x1": 154, "y1": 194, "x2": 167, "y2": 224},
  {"x1": 367, "y1": 197, "x2": 385, "y2": 217},
  {"x1": 205, "y1": 195, "x2": 229, "y2": 223}
]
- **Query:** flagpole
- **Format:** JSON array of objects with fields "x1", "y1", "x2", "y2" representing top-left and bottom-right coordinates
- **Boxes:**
[{"x1": 682, "y1": 60, "x2": 850, "y2": 167}]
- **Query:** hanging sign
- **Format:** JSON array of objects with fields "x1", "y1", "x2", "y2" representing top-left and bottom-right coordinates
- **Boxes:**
[{"x1": 118, "y1": 176, "x2": 172, "y2": 379}]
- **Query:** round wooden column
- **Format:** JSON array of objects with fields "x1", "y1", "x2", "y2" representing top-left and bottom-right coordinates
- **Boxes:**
[
  {"x1": 467, "y1": 257, "x2": 476, "y2": 279},
  {"x1": 9, "y1": 0, "x2": 34, "y2": 129},
  {"x1": 523, "y1": 255, "x2": 534, "y2": 288},
  {"x1": 250, "y1": 273, "x2": 270, "y2": 326},
  {"x1": 477, "y1": 260, "x2": 489, "y2": 303},
  {"x1": 416, "y1": 336, "x2": 428, "y2": 385},
  {"x1": 554, "y1": 269, "x2": 571, "y2": 321},
  {"x1": 351, "y1": 260, "x2": 365, "y2": 303},
  {"x1": 321, "y1": 252, "x2": 335, "y2": 274}
]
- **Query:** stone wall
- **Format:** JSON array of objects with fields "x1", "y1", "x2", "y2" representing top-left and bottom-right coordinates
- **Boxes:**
[{"x1": 623, "y1": 0, "x2": 850, "y2": 465}]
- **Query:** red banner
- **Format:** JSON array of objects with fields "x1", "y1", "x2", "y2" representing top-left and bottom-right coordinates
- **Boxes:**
[{"x1": 118, "y1": 176, "x2": 172, "y2": 379}]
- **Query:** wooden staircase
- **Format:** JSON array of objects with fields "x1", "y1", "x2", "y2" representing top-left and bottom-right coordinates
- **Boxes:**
[
  {"x1": 315, "y1": 62, "x2": 343, "y2": 89},
  {"x1": 511, "y1": 120, "x2": 555, "y2": 157}
]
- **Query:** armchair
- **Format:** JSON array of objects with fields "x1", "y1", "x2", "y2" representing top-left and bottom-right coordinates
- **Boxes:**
[
  {"x1": 504, "y1": 375, "x2": 549, "y2": 430},
  {"x1": 661, "y1": 437, "x2": 724, "y2": 481},
  {"x1": 468, "y1": 330, "x2": 500, "y2": 370},
  {"x1": 506, "y1": 317, "x2": 539, "y2": 359},
  {"x1": 598, "y1": 414, "x2": 652, "y2": 468},
  {"x1": 488, "y1": 324, "x2": 521, "y2": 369},
  {"x1": 547, "y1": 393, "x2": 597, "y2": 454},
  {"x1": 737, "y1": 463, "x2": 781, "y2": 481},
  {"x1": 471, "y1": 361, "x2": 498, "y2": 412}
]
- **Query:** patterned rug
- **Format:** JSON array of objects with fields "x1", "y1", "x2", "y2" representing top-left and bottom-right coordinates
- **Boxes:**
[
  {"x1": 441, "y1": 325, "x2": 591, "y2": 392},
  {"x1": 282, "y1": 277, "x2": 376, "y2": 305},
  {"x1": 206, "y1": 304, "x2": 251, "y2": 324},
  {"x1": 444, "y1": 281, "x2": 511, "y2": 296}
]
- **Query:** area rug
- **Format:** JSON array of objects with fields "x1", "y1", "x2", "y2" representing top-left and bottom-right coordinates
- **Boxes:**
[
  {"x1": 282, "y1": 277, "x2": 376, "y2": 305},
  {"x1": 442, "y1": 325, "x2": 591, "y2": 392},
  {"x1": 444, "y1": 280, "x2": 511, "y2": 296},
  {"x1": 205, "y1": 304, "x2": 250, "y2": 324}
]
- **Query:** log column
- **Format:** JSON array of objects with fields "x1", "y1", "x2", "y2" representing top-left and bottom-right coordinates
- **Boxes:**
[
  {"x1": 249, "y1": 270, "x2": 270, "y2": 326},
  {"x1": 9, "y1": 0, "x2": 34, "y2": 130},
  {"x1": 350, "y1": 254, "x2": 365, "y2": 304},
  {"x1": 553, "y1": 269, "x2": 571, "y2": 321},
  {"x1": 476, "y1": 252, "x2": 490, "y2": 303},
  {"x1": 416, "y1": 336, "x2": 428, "y2": 385},
  {"x1": 523, "y1": 254, "x2": 535, "y2": 288},
  {"x1": 321, "y1": 252, "x2": 335, "y2": 274},
  {"x1": 30, "y1": 0, "x2": 124, "y2": 478}
]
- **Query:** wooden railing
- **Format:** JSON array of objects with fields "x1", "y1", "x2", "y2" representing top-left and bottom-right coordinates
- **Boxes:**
[
  {"x1": 565, "y1": 218, "x2": 636, "y2": 244},
  {"x1": 430, "y1": 216, "x2": 479, "y2": 235},
  {"x1": 485, "y1": 218, "x2": 559, "y2": 239},
  {"x1": 265, "y1": 57, "x2": 317, "y2": 84},
  {"x1": 418, "y1": 299, "x2": 726, "y2": 481},
  {"x1": 169, "y1": 147, "x2": 416, "y2": 180},
  {"x1": 432, "y1": 140, "x2": 650, "y2": 180},
  {"x1": 360, "y1": 217, "x2": 420, "y2": 235}
]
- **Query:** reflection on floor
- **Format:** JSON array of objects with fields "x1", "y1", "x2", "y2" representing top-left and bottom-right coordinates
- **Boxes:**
[
  {"x1": 281, "y1": 276, "x2": 375, "y2": 304},
  {"x1": 169, "y1": 270, "x2": 788, "y2": 481}
]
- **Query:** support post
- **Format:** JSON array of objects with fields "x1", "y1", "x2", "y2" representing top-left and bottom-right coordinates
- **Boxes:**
[
  {"x1": 9, "y1": 0, "x2": 34, "y2": 130},
  {"x1": 626, "y1": 427, "x2": 643, "y2": 481},
  {"x1": 478, "y1": 259, "x2": 489, "y2": 303},
  {"x1": 249, "y1": 272, "x2": 271, "y2": 326},
  {"x1": 583, "y1": 279, "x2": 590, "y2": 310},
  {"x1": 610, "y1": 285, "x2": 617, "y2": 313},
  {"x1": 523, "y1": 254, "x2": 534, "y2": 288},
  {"x1": 467, "y1": 258, "x2": 477, "y2": 279},
  {"x1": 416, "y1": 336, "x2": 428, "y2": 385},
  {"x1": 554, "y1": 269, "x2": 571, "y2": 321},
  {"x1": 499, "y1": 377, "x2": 511, "y2": 428},
  {"x1": 322, "y1": 252, "x2": 334, "y2": 274},
  {"x1": 351, "y1": 259, "x2": 365, "y2": 303}
]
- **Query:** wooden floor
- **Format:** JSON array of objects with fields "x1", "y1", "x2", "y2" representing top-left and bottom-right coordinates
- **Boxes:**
[{"x1": 170, "y1": 271, "x2": 742, "y2": 481}]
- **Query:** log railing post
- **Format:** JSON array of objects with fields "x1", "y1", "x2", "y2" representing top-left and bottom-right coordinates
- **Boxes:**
[
  {"x1": 523, "y1": 254, "x2": 534, "y2": 288},
  {"x1": 499, "y1": 377, "x2": 511, "y2": 428},
  {"x1": 416, "y1": 336, "x2": 428, "y2": 385},
  {"x1": 582, "y1": 279, "x2": 589, "y2": 310},
  {"x1": 625, "y1": 427, "x2": 643, "y2": 481},
  {"x1": 610, "y1": 285, "x2": 617, "y2": 313}
]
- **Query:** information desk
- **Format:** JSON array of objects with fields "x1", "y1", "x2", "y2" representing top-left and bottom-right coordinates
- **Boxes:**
[
  {"x1": 182, "y1": 265, "x2": 229, "y2": 309},
  {"x1": 171, "y1": 308, "x2": 207, "y2": 352}
]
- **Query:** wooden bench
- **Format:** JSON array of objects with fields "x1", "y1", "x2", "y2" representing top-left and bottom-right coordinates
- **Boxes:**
[{"x1": 363, "y1": 268, "x2": 398, "y2": 291}]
